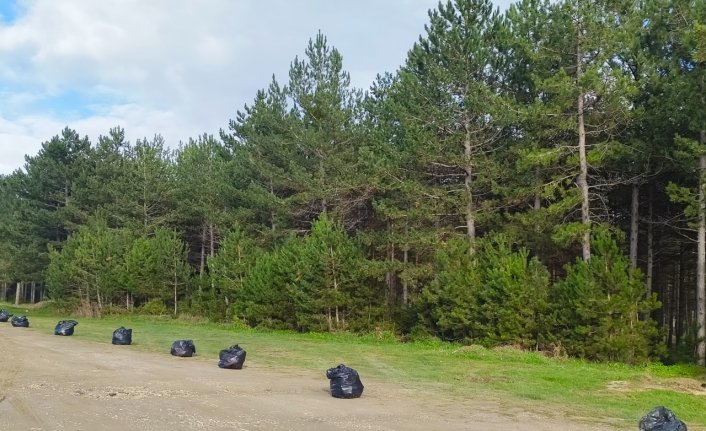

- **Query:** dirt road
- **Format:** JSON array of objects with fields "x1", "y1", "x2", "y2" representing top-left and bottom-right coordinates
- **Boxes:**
[{"x1": 0, "y1": 325, "x2": 620, "y2": 431}]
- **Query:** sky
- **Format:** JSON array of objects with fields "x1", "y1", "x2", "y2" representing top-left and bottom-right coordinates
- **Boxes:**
[{"x1": 0, "y1": 0, "x2": 513, "y2": 174}]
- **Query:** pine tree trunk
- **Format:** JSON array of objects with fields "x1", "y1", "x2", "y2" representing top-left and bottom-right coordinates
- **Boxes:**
[
  {"x1": 270, "y1": 179, "x2": 276, "y2": 233},
  {"x1": 695, "y1": 79, "x2": 706, "y2": 360},
  {"x1": 319, "y1": 160, "x2": 327, "y2": 214},
  {"x1": 199, "y1": 223, "x2": 206, "y2": 278},
  {"x1": 237, "y1": 243, "x2": 244, "y2": 285},
  {"x1": 646, "y1": 186, "x2": 654, "y2": 299},
  {"x1": 1, "y1": 282, "x2": 6, "y2": 302},
  {"x1": 576, "y1": 23, "x2": 590, "y2": 261},
  {"x1": 629, "y1": 183, "x2": 639, "y2": 269},
  {"x1": 384, "y1": 222, "x2": 396, "y2": 306},
  {"x1": 15, "y1": 281, "x2": 21, "y2": 305},
  {"x1": 209, "y1": 223, "x2": 215, "y2": 258},
  {"x1": 331, "y1": 246, "x2": 340, "y2": 329},
  {"x1": 463, "y1": 117, "x2": 476, "y2": 253},
  {"x1": 174, "y1": 267, "x2": 178, "y2": 316},
  {"x1": 676, "y1": 247, "x2": 685, "y2": 346},
  {"x1": 667, "y1": 263, "x2": 676, "y2": 347},
  {"x1": 672, "y1": 259, "x2": 681, "y2": 346},
  {"x1": 142, "y1": 167, "x2": 149, "y2": 233},
  {"x1": 402, "y1": 244, "x2": 409, "y2": 306}
]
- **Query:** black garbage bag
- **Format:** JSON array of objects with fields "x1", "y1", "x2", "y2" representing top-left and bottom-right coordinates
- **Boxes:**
[
  {"x1": 326, "y1": 364, "x2": 364, "y2": 399},
  {"x1": 54, "y1": 320, "x2": 78, "y2": 336},
  {"x1": 639, "y1": 406, "x2": 687, "y2": 431},
  {"x1": 0, "y1": 309, "x2": 13, "y2": 322},
  {"x1": 112, "y1": 327, "x2": 133, "y2": 345},
  {"x1": 11, "y1": 315, "x2": 29, "y2": 328},
  {"x1": 170, "y1": 340, "x2": 196, "y2": 357},
  {"x1": 218, "y1": 344, "x2": 246, "y2": 369}
]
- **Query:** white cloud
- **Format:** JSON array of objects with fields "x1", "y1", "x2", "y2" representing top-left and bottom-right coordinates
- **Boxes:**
[
  {"x1": 0, "y1": 0, "x2": 513, "y2": 174},
  {"x1": 0, "y1": 114, "x2": 62, "y2": 173}
]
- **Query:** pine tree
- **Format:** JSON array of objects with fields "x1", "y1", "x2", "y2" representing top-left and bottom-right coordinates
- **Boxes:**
[
  {"x1": 123, "y1": 135, "x2": 177, "y2": 235},
  {"x1": 20, "y1": 127, "x2": 91, "y2": 244},
  {"x1": 302, "y1": 214, "x2": 368, "y2": 331},
  {"x1": 419, "y1": 233, "x2": 551, "y2": 346},
  {"x1": 497, "y1": 0, "x2": 574, "y2": 271},
  {"x1": 477, "y1": 234, "x2": 551, "y2": 348},
  {"x1": 6, "y1": 128, "x2": 91, "y2": 296},
  {"x1": 221, "y1": 78, "x2": 300, "y2": 244},
  {"x1": 419, "y1": 237, "x2": 483, "y2": 342},
  {"x1": 508, "y1": 0, "x2": 638, "y2": 261},
  {"x1": 175, "y1": 134, "x2": 235, "y2": 276},
  {"x1": 234, "y1": 214, "x2": 374, "y2": 331},
  {"x1": 553, "y1": 232, "x2": 660, "y2": 363},
  {"x1": 359, "y1": 73, "x2": 438, "y2": 314},
  {"x1": 45, "y1": 216, "x2": 135, "y2": 313},
  {"x1": 286, "y1": 32, "x2": 368, "y2": 230},
  {"x1": 398, "y1": 0, "x2": 507, "y2": 253},
  {"x1": 71, "y1": 127, "x2": 134, "y2": 228},
  {"x1": 205, "y1": 228, "x2": 262, "y2": 320},
  {"x1": 121, "y1": 228, "x2": 191, "y2": 314},
  {"x1": 235, "y1": 237, "x2": 299, "y2": 329}
]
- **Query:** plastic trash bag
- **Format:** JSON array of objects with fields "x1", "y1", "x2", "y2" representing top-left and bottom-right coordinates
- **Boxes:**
[
  {"x1": 0, "y1": 309, "x2": 13, "y2": 322},
  {"x1": 170, "y1": 339, "x2": 196, "y2": 357},
  {"x1": 11, "y1": 315, "x2": 29, "y2": 327},
  {"x1": 54, "y1": 320, "x2": 78, "y2": 336},
  {"x1": 112, "y1": 327, "x2": 132, "y2": 345},
  {"x1": 326, "y1": 364, "x2": 364, "y2": 399},
  {"x1": 218, "y1": 344, "x2": 246, "y2": 369},
  {"x1": 639, "y1": 406, "x2": 687, "y2": 431}
]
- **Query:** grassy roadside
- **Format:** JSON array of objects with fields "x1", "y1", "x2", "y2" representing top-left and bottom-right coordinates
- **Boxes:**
[{"x1": 2, "y1": 302, "x2": 705, "y2": 429}]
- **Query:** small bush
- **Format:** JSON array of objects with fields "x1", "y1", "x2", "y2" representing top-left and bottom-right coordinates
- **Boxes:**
[
  {"x1": 101, "y1": 304, "x2": 132, "y2": 316},
  {"x1": 139, "y1": 299, "x2": 168, "y2": 316},
  {"x1": 52, "y1": 298, "x2": 83, "y2": 314},
  {"x1": 228, "y1": 317, "x2": 251, "y2": 331}
]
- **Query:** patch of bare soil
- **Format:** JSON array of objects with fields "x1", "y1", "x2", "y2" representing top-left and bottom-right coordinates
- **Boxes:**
[
  {"x1": 1, "y1": 325, "x2": 624, "y2": 431},
  {"x1": 606, "y1": 376, "x2": 706, "y2": 397}
]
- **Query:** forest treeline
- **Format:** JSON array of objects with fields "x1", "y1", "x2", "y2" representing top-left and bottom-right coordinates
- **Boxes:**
[{"x1": 1, "y1": 0, "x2": 705, "y2": 365}]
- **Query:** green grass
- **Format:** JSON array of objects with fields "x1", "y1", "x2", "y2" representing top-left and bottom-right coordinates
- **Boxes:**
[{"x1": 3, "y1": 302, "x2": 705, "y2": 429}]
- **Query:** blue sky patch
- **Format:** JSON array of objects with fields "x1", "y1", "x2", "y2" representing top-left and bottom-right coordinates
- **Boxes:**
[
  {"x1": 0, "y1": 0, "x2": 20, "y2": 24},
  {"x1": 35, "y1": 89, "x2": 107, "y2": 119}
]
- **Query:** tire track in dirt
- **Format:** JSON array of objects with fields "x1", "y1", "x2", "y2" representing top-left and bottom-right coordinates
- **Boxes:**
[{"x1": 7, "y1": 396, "x2": 46, "y2": 427}]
